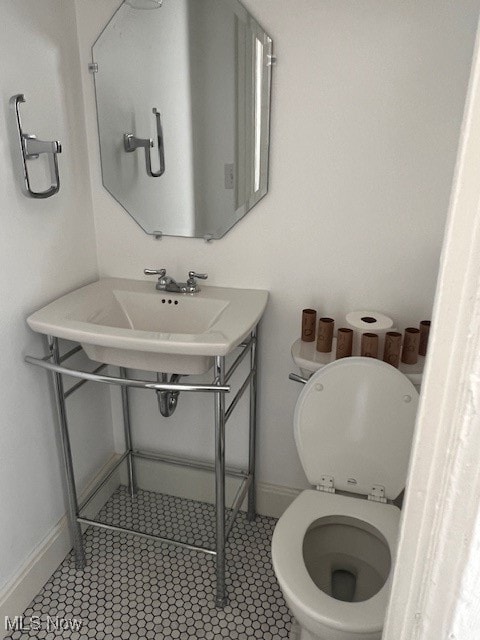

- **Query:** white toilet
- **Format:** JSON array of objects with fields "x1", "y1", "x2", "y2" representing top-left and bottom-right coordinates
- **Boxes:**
[{"x1": 272, "y1": 357, "x2": 419, "y2": 640}]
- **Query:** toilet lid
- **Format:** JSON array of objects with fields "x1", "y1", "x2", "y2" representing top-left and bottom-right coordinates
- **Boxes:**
[{"x1": 294, "y1": 357, "x2": 419, "y2": 500}]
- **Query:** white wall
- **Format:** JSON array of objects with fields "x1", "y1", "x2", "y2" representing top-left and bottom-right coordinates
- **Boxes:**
[
  {"x1": 74, "y1": 0, "x2": 479, "y2": 491},
  {"x1": 0, "y1": 0, "x2": 113, "y2": 597}
]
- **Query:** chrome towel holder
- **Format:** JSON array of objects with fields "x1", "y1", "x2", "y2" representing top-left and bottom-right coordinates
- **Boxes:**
[{"x1": 10, "y1": 93, "x2": 62, "y2": 199}]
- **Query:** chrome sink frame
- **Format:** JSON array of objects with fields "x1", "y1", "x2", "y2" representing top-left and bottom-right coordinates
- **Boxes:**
[{"x1": 25, "y1": 327, "x2": 259, "y2": 608}]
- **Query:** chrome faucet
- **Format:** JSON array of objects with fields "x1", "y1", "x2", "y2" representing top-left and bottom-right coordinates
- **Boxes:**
[{"x1": 144, "y1": 269, "x2": 208, "y2": 293}]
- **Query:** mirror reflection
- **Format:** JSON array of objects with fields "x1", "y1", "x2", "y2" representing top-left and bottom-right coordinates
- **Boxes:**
[{"x1": 92, "y1": 0, "x2": 273, "y2": 239}]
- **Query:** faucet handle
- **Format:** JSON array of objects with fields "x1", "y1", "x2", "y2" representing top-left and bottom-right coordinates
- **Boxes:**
[
  {"x1": 188, "y1": 271, "x2": 208, "y2": 281},
  {"x1": 144, "y1": 268, "x2": 167, "y2": 276}
]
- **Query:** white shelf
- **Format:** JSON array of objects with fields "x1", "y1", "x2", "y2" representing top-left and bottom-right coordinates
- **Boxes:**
[{"x1": 291, "y1": 338, "x2": 425, "y2": 385}]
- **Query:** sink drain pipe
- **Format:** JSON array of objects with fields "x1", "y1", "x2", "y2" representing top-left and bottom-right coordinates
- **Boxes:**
[{"x1": 156, "y1": 372, "x2": 182, "y2": 417}]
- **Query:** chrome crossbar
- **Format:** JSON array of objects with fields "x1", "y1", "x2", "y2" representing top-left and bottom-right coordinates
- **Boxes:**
[
  {"x1": 25, "y1": 356, "x2": 230, "y2": 393},
  {"x1": 225, "y1": 370, "x2": 254, "y2": 422},
  {"x1": 288, "y1": 372, "x2": 309, "y2": 385},
  {"x1": 76, "y1": 517, "x2": 217, "y2": 556},
  {"x1": 132, "y1": 449, "x2": 248, "y2": 479},
  {"x1": 225, "y1": 336, "x2": 254, "y2": 383},
  {"x1": 60, "y1": 345, "x2": 83, "y2": 362},
  {"x1": 64, "y1": 364, "x2": 107, "y2": 399}
]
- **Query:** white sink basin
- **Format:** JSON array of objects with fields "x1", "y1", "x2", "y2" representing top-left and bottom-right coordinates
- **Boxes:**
[{"x1": 27, "y1": 278, "x2": 268, "y2": 374}]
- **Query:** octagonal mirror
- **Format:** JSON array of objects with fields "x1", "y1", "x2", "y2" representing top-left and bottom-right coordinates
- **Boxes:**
[{"x1": 92, "y1": 0, "x2": 273, "y2": 239}]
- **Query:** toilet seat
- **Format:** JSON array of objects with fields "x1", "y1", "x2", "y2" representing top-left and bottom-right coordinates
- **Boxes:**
[
  {"x1": 272, "y1": 490, "x2": 400, "y2": 636},
  {"x1": 294, "y1": 357, "x2": 419, "y2": 500}
]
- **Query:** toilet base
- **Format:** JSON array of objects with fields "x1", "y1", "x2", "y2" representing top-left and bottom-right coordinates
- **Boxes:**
[
  {"x1": 290, "y1": 619, "x2": 316, "y2": 640},
  {"x1": 289, "y1": 615, "x2": 382, "y2": 640},
  {"x1": 289, "y1": 619, "x2": 301, "y2": 640}
]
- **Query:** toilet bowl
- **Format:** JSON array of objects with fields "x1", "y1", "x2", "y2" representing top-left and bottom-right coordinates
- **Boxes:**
[{"x1": 272, "y1": 357, "x2": 419, "y2": 640}]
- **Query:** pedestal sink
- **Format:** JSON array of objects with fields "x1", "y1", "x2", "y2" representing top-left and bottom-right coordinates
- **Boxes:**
[
  {"x1": 27, "y1": 278, "x2": 268, "y2": 374},
  {"x1": 25, "y1": 277, "x2": 268, "y2": 607}
]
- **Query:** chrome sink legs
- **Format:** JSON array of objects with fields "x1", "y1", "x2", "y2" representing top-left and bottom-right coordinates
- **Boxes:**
[
  {"x1": 48, "y1": 337, "x2": 86, "y2": 569},
  {"x1": 29, "y1": 328, "x2": 260, "y2": 608}
]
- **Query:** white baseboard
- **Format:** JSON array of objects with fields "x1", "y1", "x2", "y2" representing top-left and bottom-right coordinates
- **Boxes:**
[
  {"x1": 256, "y1": 482, "x2": 301, "y2": 518},
  {"x1": 0, "y1": 454, "x2": 121, "y2": 638}
]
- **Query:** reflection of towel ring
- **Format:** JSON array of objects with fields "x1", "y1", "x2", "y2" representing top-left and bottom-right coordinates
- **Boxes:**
[
  {"x1": 123, "y1": 108, "x2": 165, "y2": 178},
  {"x1": 10, "y1": 94, "x2": 62, "y2": 199}
]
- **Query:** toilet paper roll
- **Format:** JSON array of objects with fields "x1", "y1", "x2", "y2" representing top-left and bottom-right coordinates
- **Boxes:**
[
  {"x1": 316, "y1": 317, "x2": 334, "y2": 353},
  {"x1": 361, "y1": 333, "x2": 379, "y2": 358},
  {"x1": 402, "y1": 328, "x2": 420, "y2": 365},
  {"x1": 301, "y1": 309, "x2": 317, "y2": 342},
  {"x1": 336, "y1": 328, "x2": 353, "y2": 359},
  {"x1": 419, "y1": 320, "x2": 431, "y2": 357},
  {"x1": 346, "y1": 311, "x2": 394, "y2": 357},
  {"x1": 383, "y1": 331, "x2": 402, "y2": 368}
]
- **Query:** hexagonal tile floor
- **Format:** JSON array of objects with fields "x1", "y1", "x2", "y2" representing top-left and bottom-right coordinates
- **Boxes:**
[
  {"x1": 5, "y1": 487, "x2": 292, "y2": 639},
  {"x1": 91, "y1": 486, "x2": 223, "y2": 551}
]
